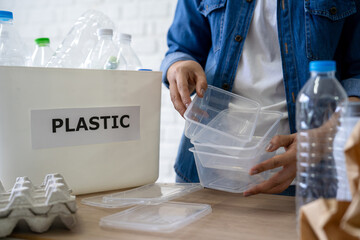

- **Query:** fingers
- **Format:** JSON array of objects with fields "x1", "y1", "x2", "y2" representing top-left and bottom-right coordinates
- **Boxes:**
[
  {"x1": 266, "y1": 134, "x2": 296, "y2": 152},
  {"x1": 244, "y1": 163, "x2": 296, "y2": 196},
  {"x1": 176, "y1": 72, "x2": 192, "y2": 108},
  {"x1": 195, "y1": 71, "x2": 207, "y2": 98},
  {"x1": 249, "y1": 150, "x2": 295, "y2": 175},
  {"x1": 169, "y1": 80, "x2": 187, "y2": 117}
]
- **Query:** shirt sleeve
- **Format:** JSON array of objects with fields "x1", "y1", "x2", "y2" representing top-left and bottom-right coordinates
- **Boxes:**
[
  {"x1": 160, "y1": 0, "x2": 212, "y2": 87},
  {"x1": 339, "y1": 1, "x2": 360, "y2": 98}
]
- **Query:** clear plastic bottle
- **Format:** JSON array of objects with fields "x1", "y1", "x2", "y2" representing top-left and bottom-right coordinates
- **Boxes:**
[
  {"x1": 296, "y1": 61, "x2": 348, "y2": 213},
  {"x1": 333, "y1": 102, "x2": 360, "y2": 201},
  {"x1": 47, "y1": 10, "x2": 115, "y2": 68},
  {"x1": 84, "y1": 28, "x2": 119, "y2": 69},
  {"x1": 31, "y1": 38, "x2": 54, "y2": 67},
  {"x1": 116, "y1": 33, "x2": 142, "y2": 70},
  {"x1": 0, "y1": 10, "x2": 26, "y2": 66}
]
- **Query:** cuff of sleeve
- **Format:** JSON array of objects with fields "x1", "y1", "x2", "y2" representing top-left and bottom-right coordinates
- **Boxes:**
[
  {"x1": 160, "y1": 52, "x2": 197, "y2": 88},
  {"x1": 342, "y1": 76, "x2": 360, "y2": 98}
]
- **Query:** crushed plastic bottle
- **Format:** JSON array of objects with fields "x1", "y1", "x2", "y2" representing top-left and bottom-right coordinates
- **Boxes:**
[
  {"x1": 116, "y1": 33, "x2": 142, "y2": 70},
  {"x1": 296, "y1": 61, "x2": 348, "y2": 213},
  {"x1": 31, "y1": 38, "x2": 54, "y2": 67},
  {"x1": 0, "y1": 10, "x2": 26, "y2": 66},
  {"x1": 47, "y1": 10, "x2": 115, "y2": 68},
  {"x1": 84, "y1": 28, "x2": 119, "y2": 69}
]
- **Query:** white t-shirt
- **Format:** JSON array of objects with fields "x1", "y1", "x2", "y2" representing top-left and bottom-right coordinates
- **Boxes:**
[{"x1": 232, "y1": 0, "x2": 290, "y2": 136}]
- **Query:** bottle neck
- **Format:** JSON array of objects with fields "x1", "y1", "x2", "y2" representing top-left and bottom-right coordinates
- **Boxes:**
[
  {"x1": 99, "y1": 35, "x2": 113, "y2": 40},
  {"x1": 119, "y1": 39, "x2": 131, "y2": 45},
  {"x1": 310, "y1": 71, "x2": 335, "y2": 78},
  {"x1": 37, "y1": 43, "x2": 50, "y2": 47},
  {"x1": 0, "y1": 19, "x2": 13, "y2": 25}
]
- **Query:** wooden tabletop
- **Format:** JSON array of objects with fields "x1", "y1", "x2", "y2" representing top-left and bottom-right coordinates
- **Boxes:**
[{"x1": 11, "y1": 189, "x2": 297, "y2": 240}]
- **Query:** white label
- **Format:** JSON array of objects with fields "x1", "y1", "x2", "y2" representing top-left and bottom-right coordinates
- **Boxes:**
[{"x1": 31, "y1": 106, "x2": 140, "y2": 149}]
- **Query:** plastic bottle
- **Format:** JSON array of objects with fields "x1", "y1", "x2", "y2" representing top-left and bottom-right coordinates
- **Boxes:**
[
  {"x1": 296, "y1": 61, "x2": 348, "y2": 213},
  {"x1": 0, "y1": 10, "x2": 26, "y2": 66},
  {"x1": 333, "y1": 102, "x2": 360, "y2": 201},
  {"x1": 31, "y1": 38, "x2": 54, "y2": 67},
  {"x1": 84, "y1": 28, "x2": 119, "y2": 69},
  {"x1": 47, "y1": 10, "x2": 115, "y2": 68},
  {"x1": 116, "y1": 33, "x2": 142, "y2": 70}
]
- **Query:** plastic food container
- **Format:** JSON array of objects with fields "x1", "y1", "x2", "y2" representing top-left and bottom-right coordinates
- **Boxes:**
[
  {"x1": 188, "y1": 110, "x2": 283, "y2": 193},
  {"x1": 189, "y1": 148, "x2": 271, "y2": 193},
  {"x1": 184, "y1": 85, "x2": 260, "y2": 147},
  {"x1": 191, "y1": 110, "x2": 283, "y2": 157}
]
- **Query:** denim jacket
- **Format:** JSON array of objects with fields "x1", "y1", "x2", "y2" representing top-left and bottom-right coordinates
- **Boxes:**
[{"x1": 160, "y1": 0, "x2": 360, "y2": 182}]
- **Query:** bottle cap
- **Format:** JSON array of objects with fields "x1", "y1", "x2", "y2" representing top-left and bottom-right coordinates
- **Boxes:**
[
  {"x1": 97, "y1": 28, "x2": 113, "y2": 37},
  {"x1": 0, "y1": 10, "x2": 13, "y2": 21},
  {"x1": 35, "y1": 38, "x2": 50, "y2": 46},
  {"x1": 119, "y1": 33, "x2": 131, "y2": 42},
  {"x1": 309, "y1": 61, "x2": 336, "y2": 72}
]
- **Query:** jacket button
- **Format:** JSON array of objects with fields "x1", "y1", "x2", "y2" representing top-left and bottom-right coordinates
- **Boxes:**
[
  {"x1": 235, "y1": 35, "x2": 243, "y2": 42},
  {"x1": 330, "y1": 7, "x2": 337, "y2": 15},
  {"x1": 222, "y1": 83, "x2": 230, "y2": 90}
]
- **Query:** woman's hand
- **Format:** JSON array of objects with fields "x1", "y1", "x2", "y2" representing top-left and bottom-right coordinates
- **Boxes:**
[
  {"x1": 243, "y1": 133, "x2": 297, "y2": 196},
  {"x1": 167, "y1": 60, "x2": 208, "y2": 117}
]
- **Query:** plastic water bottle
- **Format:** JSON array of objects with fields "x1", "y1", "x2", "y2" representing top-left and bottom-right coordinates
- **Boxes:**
[
  {"x1": 31, "y1": 38, "x2": 54, "y2": 67},
  {"x1": 47, "y1": 10, "x2": 115, "y2": 68},
  {"x1": 0, "y1": 10, "x2": 26, "y2": 66},
  {"x1": 333, "y1": 102, "x2": 360, "y2": 201},
  {"x1": 116, "y1": 33, "x2": 142, "y2": 70},
  {"x1": 296, "y1": 61, "x2": 348, "y2": 212},
  {"x1": 84, "y1": 28, "x2": 119, "y2": 69}
]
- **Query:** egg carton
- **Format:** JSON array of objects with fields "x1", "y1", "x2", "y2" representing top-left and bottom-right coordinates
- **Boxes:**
[{"x1": 0, "y1": 174, "x2": 77, "y2": 238}]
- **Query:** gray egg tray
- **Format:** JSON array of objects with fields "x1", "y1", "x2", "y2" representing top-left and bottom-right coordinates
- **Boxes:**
[{"x1": 0, "y1": 173, "x2": 77, "y2": 237}]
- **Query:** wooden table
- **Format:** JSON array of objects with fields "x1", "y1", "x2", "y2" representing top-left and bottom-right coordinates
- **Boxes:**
[{"x1": 11, "y1": 189, "x2": 297, "y2": 240}]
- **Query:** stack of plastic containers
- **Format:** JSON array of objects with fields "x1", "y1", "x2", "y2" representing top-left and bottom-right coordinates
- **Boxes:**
[{"x1": 185, "y1": 85, "x2": 283, "y2": 193}]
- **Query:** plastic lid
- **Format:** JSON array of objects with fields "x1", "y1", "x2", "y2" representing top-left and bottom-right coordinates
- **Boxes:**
[
  {"x1": 35, "y1": 38, "x2": 50, "y2": 46},
  {"x1": 97, "y1": 28, "x2": 113, "y2": 36},
  {"x1": 99, "y1": 202, "x2": 212, "y2": 233},
  {"x1": 81, "y1": 183, "x2": 203, "y2": 208},
  {"x1": 119, "y1": 33, "x2": 131, "y2": 41},
  {"x1": 0, "y1": 11, "x2": 13, "y2": 21},
  {"x1": 309, "y1": 60, "x2": 336, "y2": 72}
]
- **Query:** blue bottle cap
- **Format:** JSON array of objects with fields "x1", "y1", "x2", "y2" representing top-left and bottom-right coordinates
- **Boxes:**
[
  {"x1": 0, "y1": 11, "x2": 13, "y2": 21},
  {"x1": 138, "y1": 69, "x2": 152, "y2": 71},
  {"x1": 309, "y1": 60, "x2": 336, "y2": 72}
]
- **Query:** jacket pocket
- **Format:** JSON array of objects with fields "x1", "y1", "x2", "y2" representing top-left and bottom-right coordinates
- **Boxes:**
[
  {"x1": 197, "y1": 0, "x2": 227, "y2": 53},
  {"x1": 305, "y1": 0, "x2": 357, "y2": 60}
]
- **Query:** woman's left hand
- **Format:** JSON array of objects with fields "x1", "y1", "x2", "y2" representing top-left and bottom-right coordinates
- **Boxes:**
[{"x1": 243, "y1": 133, "x2": 297, "y2": 196}]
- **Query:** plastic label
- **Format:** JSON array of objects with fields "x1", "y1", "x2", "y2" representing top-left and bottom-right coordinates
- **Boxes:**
[{"x1": 31, "y1": 106, "x2": 140, "y2": 149}]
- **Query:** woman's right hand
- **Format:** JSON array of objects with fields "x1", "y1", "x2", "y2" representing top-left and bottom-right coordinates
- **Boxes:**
[{"x1": 166, "y1": 60, "x2": 208, "y2": 117}]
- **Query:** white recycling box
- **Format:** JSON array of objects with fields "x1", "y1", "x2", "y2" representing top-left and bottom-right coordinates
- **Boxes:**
[{"x1": 0, "y1": 66, "x2": 162, "y2": 194}]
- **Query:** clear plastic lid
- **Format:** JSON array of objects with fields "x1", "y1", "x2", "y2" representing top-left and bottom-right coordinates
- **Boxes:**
[
  {"x1": 81, "y1": 183, "x2": 203, "y2": 208},
  {"x1": 99, "y1": 201, "x2": 212, "y2": 233}
]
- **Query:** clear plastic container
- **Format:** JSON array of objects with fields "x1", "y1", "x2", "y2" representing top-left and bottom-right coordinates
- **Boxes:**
[
  {"x1": 190, "y1": 148, "x2": 270, "y2": 193},
  {"x1": 81, "y1": 183, "x2": 203, "y2": 208},
  {"x1": 115, "y1": 33, "x2": 142, "y2": 70},
  {"x1": 31, "y1": 38, "x2": 54, "y2": 67},
  {"x1": 296, "y1": 61, "x2": 348, "y2": 213},
  {"x1": 184, "y1": 85, "x2": 260, "y2": 147},
  {"x1": 191, "y1": 110, "x2": 282, "y2": 157},
  {"x1": 333, "y1": 102, "x2": 360, "y2": 201},
  {"x1": 99, "y1": 202, "x2": 212, "y2": 233},
  {"x1": 47, "y1": 10, "x2": 115, "y2": 68},
  {"x1": 0, "y1": 10, "x2": 26, "y2": 66},
  {"x1": 83, "y1": 28, "x2": 119, "y2": 69}
]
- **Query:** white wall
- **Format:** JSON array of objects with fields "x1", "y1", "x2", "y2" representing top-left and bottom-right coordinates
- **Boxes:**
[{"x1": 0, "y1": 0, "x2": 184, "y2": 183}]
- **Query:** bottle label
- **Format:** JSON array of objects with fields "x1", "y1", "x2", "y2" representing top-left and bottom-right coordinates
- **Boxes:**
[{"x1": 31, "y1": 106, "x2": 140, "y2": 149}]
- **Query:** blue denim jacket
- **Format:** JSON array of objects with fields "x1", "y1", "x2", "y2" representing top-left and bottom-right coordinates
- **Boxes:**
[{"x1": 160, "y1": 0, "x2": 360, "y2": 182}]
